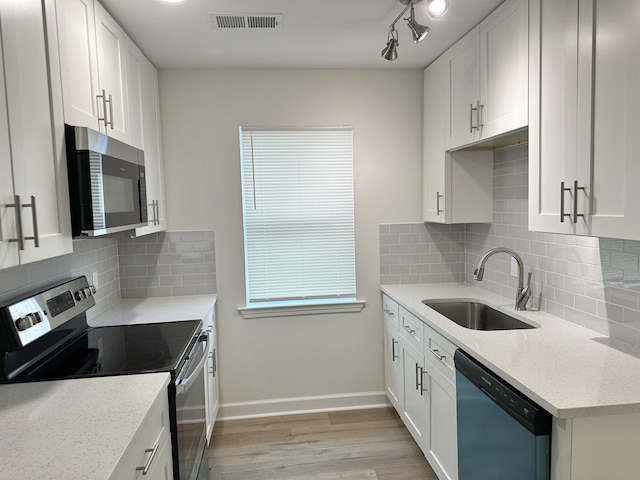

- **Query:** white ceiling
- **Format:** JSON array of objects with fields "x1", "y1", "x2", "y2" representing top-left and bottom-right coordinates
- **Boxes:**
[{"x1": 99, "y1": 0, "x2": 504, "y2": 69}]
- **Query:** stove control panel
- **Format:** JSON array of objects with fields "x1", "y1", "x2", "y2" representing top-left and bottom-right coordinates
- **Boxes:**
[{"x1": 0, "y1": 277, "x2": 97, "y2": 349}]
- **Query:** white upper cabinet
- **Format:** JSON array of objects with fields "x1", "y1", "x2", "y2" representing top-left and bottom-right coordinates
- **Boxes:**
[
  {"x1": 133, "y1": 56, "x2": 167, "y2": 236},
  {"x1": 589, "y1": 0, "x2": 640, "y2": 240},
  {"x1": 446, "y1": 0, "x2": 529, "y2": 150},
  {"x1": 446, "y1": 27, "x2": 480, "y2": 149},
  {"x1": 0, "y1": 0, "x2": 73, "y2": 269},
  {"x1": 478, "y1": 0, "x2": 529, "y2": 139},
  {"x1": 423, "y1": 54, "x2": 448, "y2": 223},
  {"x1": 54, "y1": 0, "x2": 100, "y2": 130},
  {"x1": 530, "y1": 0, "x2": 640, "y2": 241},
  {"x1": 423, "y1": 38, "x2": 494, "y2": 225},
  {"x1": 529, "y1": 0, "x2": 589, "y2": 235},
  {"x1": 55, "y1": 0, "x2": 143, "y2": 149}
]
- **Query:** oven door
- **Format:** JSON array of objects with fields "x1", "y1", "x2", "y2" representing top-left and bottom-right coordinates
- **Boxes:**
[{"x1": 174, "y1": 333, "x2": 210, "y2": 480}]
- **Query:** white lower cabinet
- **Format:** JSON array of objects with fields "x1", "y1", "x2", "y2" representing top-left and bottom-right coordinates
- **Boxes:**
[
  {"x1": 426, "y1": 363, "x2": 458, "y2": 480},
  {"x1": 399, "y1": 334, "x2": 429, "y2": 450},
  {"x1": 204, "y1": 305, "x2": 219, "y2": 441},
  {"x1": 383, "y1": 320, "x2": 402, "y2": 411},
  {"x1": 383, "y1": 297, "x2": 458, "y2": 480},
  {"x1": 110, "y1": 384, "x2": 172, "y2": 480}
]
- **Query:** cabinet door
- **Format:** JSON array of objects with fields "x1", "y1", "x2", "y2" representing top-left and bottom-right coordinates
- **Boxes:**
[
  {"x1": 133, "y1": 57, "x2": 167, "y2": 237},
  {"x1": 528, "y1": 0, "x2": 590, "y2": 235},
  {"x1": 2, "y1": 0, "x2": 72, "y2": 264},
  {"x1": 0, "y1": 24, "x2": 19, "y2": 269},
  {"x1": 124, "y1": 38, "x2": 144, "y2": 150},
  {"x1": 427, "y1": 367, "x2": 458, "y2": 480},
  {"x1": 423, "y1": 56, "x2": 448, "y2": 223},
  {"x1": 94, "y1": 1, "x2": 130, "y2": 143},
  {"x1": 54, "y1": 0, "x2": 101, "y2": 130},
  {"x1": 479, "y1": 0, "x2": 528, "y2": 139},
  {"x1": 383, "y1": 322, "x2": 403, "y2": 412},
  {"x1": 400, "y1": 337, "x2": 428, "y2": 451},
  {"x1": 589, "y1": 0, "x2": 640, "y2": 240},
  {"x1": 446, "y1": 27, "x2": 480, "y2": 149}
]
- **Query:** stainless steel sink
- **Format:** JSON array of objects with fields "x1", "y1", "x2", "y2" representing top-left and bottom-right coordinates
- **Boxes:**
[{"x1": 422, "y1": 300, "x2": 536, "y2": 330}]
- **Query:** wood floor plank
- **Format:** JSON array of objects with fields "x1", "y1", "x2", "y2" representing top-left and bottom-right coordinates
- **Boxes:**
[{"x1": 208, "y1": 407, "x2": 438, "y2": 480}]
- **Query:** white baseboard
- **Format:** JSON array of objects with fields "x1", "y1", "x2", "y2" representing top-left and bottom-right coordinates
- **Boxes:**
[{"x1": 218, "y1": 391, "x2": 390, "y2": 421}]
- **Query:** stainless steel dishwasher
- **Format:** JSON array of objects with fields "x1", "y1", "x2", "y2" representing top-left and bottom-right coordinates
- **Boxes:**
[{"x1": 454, "y1": 350, "x2": 551, "y2": 480}]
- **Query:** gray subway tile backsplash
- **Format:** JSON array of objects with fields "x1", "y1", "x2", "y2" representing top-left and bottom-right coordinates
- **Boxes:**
[
  {"x1": 119, "y1": 231, "x2": 216, "y2": 298},
  {"x1": 380, "y1": 143, "x2": 640, "y2": 349},
  {"x1": 0, "y1": 230, "x2": 217, "y2": 316}
]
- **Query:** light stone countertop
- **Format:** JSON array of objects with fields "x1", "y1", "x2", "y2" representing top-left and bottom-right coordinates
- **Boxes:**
[
  {"x1": 89, "y1": 294, "x2": 216, "y2": 326},
  {"x1": 382, "y1": 283, "x2": 640, "y2": 419},
  {"x1": 0, "y1": 373, "x2": 170, "y2": 479}
]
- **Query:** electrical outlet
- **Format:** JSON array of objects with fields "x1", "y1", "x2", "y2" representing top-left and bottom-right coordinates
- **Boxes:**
[
  {"x1": 511, "y1": 258, "x2": 518, "y2": 277},
  {"x1": 92, "y1": 271, "x2": 99, "y2": 290}
]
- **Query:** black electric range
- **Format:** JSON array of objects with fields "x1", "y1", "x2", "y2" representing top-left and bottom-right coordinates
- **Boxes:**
[{"x1": 0, "y1": 276, "x2": 209, "y2": 480}]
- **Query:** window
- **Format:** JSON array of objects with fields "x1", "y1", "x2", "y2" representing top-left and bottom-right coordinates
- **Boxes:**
[{"x1": 239, "y1": 126, "x2": 362, "y2": 318}]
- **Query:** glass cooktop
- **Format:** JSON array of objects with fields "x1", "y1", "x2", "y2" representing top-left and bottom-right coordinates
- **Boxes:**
[{"x1": 23, "y1": 320, "x2": 201, "y2": 381}]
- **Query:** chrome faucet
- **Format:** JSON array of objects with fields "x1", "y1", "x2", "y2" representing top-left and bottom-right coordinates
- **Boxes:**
[{"x1": 473, "y1": 247, "x2": 532, "y2": 311}]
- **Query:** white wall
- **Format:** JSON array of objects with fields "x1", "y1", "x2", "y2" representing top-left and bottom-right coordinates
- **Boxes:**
[{"x1": 159, "y1": 69, "x2": 423, "y2": 417}]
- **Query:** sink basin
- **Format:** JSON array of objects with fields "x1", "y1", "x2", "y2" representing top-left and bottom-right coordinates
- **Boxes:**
[{"x1": 422, "y1": 300, "x2": 536, "y2": 331}]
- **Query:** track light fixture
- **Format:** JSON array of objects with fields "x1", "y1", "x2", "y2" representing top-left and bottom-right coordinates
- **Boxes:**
[{"x1": 382, "y1": 0, "x2": 442, "y2": 61}]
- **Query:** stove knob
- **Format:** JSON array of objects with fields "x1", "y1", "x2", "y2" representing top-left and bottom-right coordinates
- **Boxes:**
[
  {"x1": 30, "y1": 312, "x2": 42, "y2": 324},
  {"x1": 90, "y1": 285, "x2": 97, "y2": 295},
  {"x1": 16, "y1": 316, "x2": 33, "y2": 331},
  {"x1": 75, "y1": 289, "x2": 86, "y2": 300}
]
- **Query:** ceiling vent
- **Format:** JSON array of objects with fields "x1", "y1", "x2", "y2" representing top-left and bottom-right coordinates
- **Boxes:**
[{"x1": 210, "y1": 13, "x2": 283, "y2": 30}]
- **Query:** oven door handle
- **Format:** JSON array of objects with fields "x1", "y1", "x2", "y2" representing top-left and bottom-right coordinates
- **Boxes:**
[{"x1": 175, "y1": 333, "x2": 209, "y2": 394}]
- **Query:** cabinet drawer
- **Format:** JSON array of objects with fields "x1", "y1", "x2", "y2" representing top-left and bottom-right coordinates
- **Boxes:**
[
  {"x1": 382, "y1": 294, "x2": 399, "y2": 328},
  {"x1": 399, "y1": 307, "x2": 424, "y2": 352},
  {"x1": 110, "y1": 388, "x2": 170, "y2": 480},
  {"x1": 425, "y1": 324, "x2": 457, "y2": 384}
]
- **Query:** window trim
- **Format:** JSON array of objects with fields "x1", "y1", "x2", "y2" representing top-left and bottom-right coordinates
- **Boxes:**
[{"x1": 238, "y1": 299, "x2": 366, "y2": 320}]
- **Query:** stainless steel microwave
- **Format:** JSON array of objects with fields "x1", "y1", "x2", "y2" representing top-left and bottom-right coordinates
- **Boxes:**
[{"x1": 65, "y1": 125, "x2": 147, "y2": 237}]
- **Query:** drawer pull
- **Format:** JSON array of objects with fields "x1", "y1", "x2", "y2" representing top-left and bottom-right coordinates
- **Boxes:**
[
  {"x1": 403, "y1": 324, "x2": 416, "y2": 335},
  {"x1": 391, "y1": 338, "x2": 398, "y2": 361},
  {"x1": 429, "y1": 347, "x2": 446, "y2": 362},
  {"x1": 416, "y1": 364, "x2": 428, "y2": 396},
  {"x1": 383, "y1": 308, "x2": 395, "y2": 318},
  {"x1": 136, "y1": 442, "x2": 159, "y2": 475}
]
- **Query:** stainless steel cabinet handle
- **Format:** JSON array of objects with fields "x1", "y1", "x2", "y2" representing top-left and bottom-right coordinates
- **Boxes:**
[
  {"x1": 6, "y1": 195, "x2": 39, "y2": 249},
  {"x1": 560, "y1": 181, "x2": 572, "y2": 223},
  {"x1": 421, "y1": 368, "x2": 428, "y2": 395},
  {"x1": 6, "y1": 195, "x2": 24, "y2": 250},
  {"x1": 572, "y1": 180, "x2": 586, "y2": 223},
  {"x1": 23, "y1": 195, "x2": 39, "y2": 247},
  {"x1": 383, "y1": 307, "x2": 395, "y2": 318},
  {"x1": 136, "y1": 442, "x2": 160, "y2": 475},
  {"x1": 403, "y1": 324, "x2": 416, "y2": 335},
  {"x1": 469, "y1": 103, "x2": 476, "y2": 132},
  {"x1": 105, "y1": 93, "x2": 114, "y2": 129},
  {"x1": 416, "y1": 364, "x2": 428, "y2": 396},
  {"x1": 429, "y1": 347, "x2": 446, "y2": 362},
  {"x1": 391, "y1": 338, "x2": 398, "y2": 361},
  {"x1": 212, "y1": 347, "x2": 217, "y2": 376},
  {"x1": 476, "y1": 101, "x2": 484, "y2": 129},
  {"x1": 436, "y1": 192, "x2": 443, "y2": 216},
  {"x1": 154, "y1": 200, "x2": 160, "y2": 226},
  {"x1": 97, "y1": 90, "x2": 108, "y2": 128}
]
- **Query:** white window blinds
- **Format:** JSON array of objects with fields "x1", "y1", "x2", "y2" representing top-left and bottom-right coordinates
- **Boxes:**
[{"x1": 240, "y1": 126, "x2": 356, "y2": 305}]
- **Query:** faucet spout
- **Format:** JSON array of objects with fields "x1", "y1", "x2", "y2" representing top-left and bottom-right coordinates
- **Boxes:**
[{"x1": 473, "y1": 247, "x2": 531, "y2": 311}]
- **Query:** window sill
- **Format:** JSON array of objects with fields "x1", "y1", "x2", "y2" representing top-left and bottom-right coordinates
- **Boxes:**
[{"x1": 238, "y1": 300, "x2": 366, "y2": 319}]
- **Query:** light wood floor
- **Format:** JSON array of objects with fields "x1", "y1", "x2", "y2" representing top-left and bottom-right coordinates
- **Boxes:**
[{"x1": 207, "y1": 407, "x2": 439, "y2": 480}]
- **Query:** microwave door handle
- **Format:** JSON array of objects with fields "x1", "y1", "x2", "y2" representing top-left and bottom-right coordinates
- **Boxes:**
[{"x1": 175, "y1": 335, "x2": 209, "y2": 394}]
